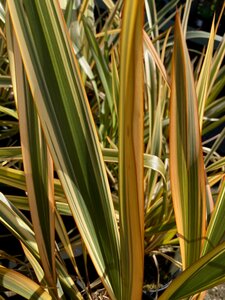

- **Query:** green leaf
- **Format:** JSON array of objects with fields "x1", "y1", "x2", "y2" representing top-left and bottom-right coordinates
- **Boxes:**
[
  {"x1": 196, "y1": 18, "x2": 215, "y2": 130},
  {"x1": 204, "y1": 127, "x2": 225, "y2": 166},
  {"x1": 64, "y1": 0, "x2": 75, "y2": 27},
  {"x1": 72, "y1": 42, "x2": 100, "y2": 110},
  {"x1": 207, "y1": 66, "x2": 225, "y2": 105},
  {"x1": 181, "y1": 0, "x2": 192, "y2": 36},
  {"x1": 159, "y1": 241, "x2": 225, "y2": 300},
  {"x1": 202, "y1": 178, "x2": 225, "y2": 255},
  {"x1": 0, "y1": 105, "x2": 18, "y2": 120},
  {"x1": 6, "y1": 21, "x2": 57, "y2": 291},
  {"x1": 7, "y1": 1, "x2": 120, "y2": 298},
  {"x1": 0, "y1": 193, "x2": 39, "y2": 258},
  {"x1": 83, "y1": 18, "x2": 116, "y2": 129},
  {"x1": 157, "y1": 0, "x2": 178, "y2": 26},
  {"x1": 205, "y1": 96, "x2": 225, "y2": 121},
  {"x1": 0, "y1": 266, "x2": 52, "y2": 300},
  {"x1": 206, "y1": 157, "x2": 225, "y2": 172},
  {"x1": 0, "y1": 193, "x2": 82, "y2": 299},
  {"x1": 169, "y1": 13, "x2": 206, "y2": 269},
  {"x1": 0, "y1": 146, "x2": 21, "y2": 161},
  {"x1": 55, "y1": 210, "x2": 84, "y2": 282},
  {"x1": 0, "y1": 75, "x2": 12, "y2": 87},
  {"x1": 103, "y1": 148, "x2": 166, "y2": 181},
  {"x1": 208, "y1": 37, "x2": 225, "y2": 98},
  {"x1": 119, "y1": 0, "x2": 144, "y2": 299},
  {"x1": 6, "y1": 194, "x2": 71, "y2": 216},
  {"x1": 186, "y1": 31, "x2": 223, "y2": 43},
  {"x1": 0, "y1": 167, "x2": 26, "y2": 190},
  {"x1": 143, "y1": 31, "x2": 170, "y2": 88},
  {"x1": 0, "y1": 167, "x2": 65, "y2": 201},
  {"x1": 145, "y1": 0, "x2": 159, "y2": 53},
  {"x1": 0, "y1": 1, "x2": 5, "y2": 23}
]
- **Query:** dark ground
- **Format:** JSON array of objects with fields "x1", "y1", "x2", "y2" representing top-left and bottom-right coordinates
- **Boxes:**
[{"x1": 205, "y1": 284, "x2": 225, "y2": 299}]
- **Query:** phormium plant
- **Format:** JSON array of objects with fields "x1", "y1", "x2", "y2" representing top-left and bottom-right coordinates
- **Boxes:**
[{"x1": 0, "y1": 0, "x2": 224, "y2": 299}]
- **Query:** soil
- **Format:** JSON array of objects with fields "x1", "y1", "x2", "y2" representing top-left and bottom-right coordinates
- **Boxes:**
[{"x1": 205, "y1": 284, "x2": 225, "y2": 300}]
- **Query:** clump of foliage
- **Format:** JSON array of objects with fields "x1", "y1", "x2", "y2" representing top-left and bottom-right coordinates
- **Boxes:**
[{"x1": 0, "y1": 1, "x2": 224, "y2": 299}]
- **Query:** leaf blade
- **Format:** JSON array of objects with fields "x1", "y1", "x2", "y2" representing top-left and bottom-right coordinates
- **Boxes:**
[
  {"x1": 0, "y1": 266, "x2": 52, "y2": 300},
  {"x1": 119, "y1": 0, "x2": 144, "y2": 298},
  {"x1": 7, "y1": 1, "x2": 120, "y2": 297},
  {"x1": 6, "y1": 19, "x2": 56, "y2": 291},
  {"x1": 169, "y1": 13, "x2": 206, "y2": 269}
]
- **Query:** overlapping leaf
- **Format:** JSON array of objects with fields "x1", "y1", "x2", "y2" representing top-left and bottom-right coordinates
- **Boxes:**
[
  {"x1": 0, "y1": 192, "x2": 82, "y2": 299},
  {"x1": 0, "y1": 266, "x2": 52, "y2": 300},
  {"x1": 160, "y1": 241, "x2": 225, "y2": 299},
  {"x1": 6, "y1": 18, "x2": 56, "y2": 291},
  {"x1": 7, "y1": 1, "x2": 120, "y2": 298}
]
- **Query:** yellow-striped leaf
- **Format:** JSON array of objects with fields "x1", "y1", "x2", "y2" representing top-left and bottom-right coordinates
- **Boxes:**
[
  {"x1": 7, "y1": 1, "x2": 120, "y2": 298},
  {"x1": 0, "y1": 266, "x2": 52, "y2": 300},
  {"x1": 6, "y1": 21, "x2": 56, "y2": 292},
  {"x1": 169, "y1": 13, "x2": 206, "y2": 269},
  {"x1": 119, "y1": 0, "x2": 144, "y2": 299}
]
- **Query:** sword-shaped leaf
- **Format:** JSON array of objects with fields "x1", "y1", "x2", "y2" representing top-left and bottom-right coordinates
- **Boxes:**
[
  {"x1": 169, "y1": 13, "x2": 206, "y2": 269},
  {"x1": 6, "y1": 18, "x2": 56, "y2": 291},
  {"x1": 119, "y1": 0, "x2": 144, "y2": 299},
  {"x1": 196, "y1": 18, "x2": 215, "y2": 130},
  {"x1": 7, "y1": 1, "x2": 120, "y2": 298}
]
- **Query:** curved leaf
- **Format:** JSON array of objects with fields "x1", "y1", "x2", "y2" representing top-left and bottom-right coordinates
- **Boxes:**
[
  {"x1": 103, "y1": 148, "x2": 166, "y2": 181},
  {"x1": 0, "y1": 266, "x2": 52, "y2": 300}
]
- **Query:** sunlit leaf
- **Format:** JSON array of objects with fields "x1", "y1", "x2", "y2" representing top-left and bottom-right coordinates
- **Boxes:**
[
  {"x1": 0, "y1": 266, "x2": 52, "y2": 300},
  {"x1": 196, "y1": 18, "x2": 215, "y2": 130},
  {"x1": 169, "y1": 13, "x2": 206, "y2": 269},
  {"x1": 160, "y1": 242, "x2": 225, "y2": 300},
  {"x1": 119, "y1": 0, "x2": 144, "y2": 298},
  {"x1": 202, "y1": 178, "x2": 225, "y2": 255},
  {"x1": 6, "y1": 22, "x2": 56, "y2": 291},
  {"x1": 7, "y1": 1, "x2": 120, "y2": 298}
]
